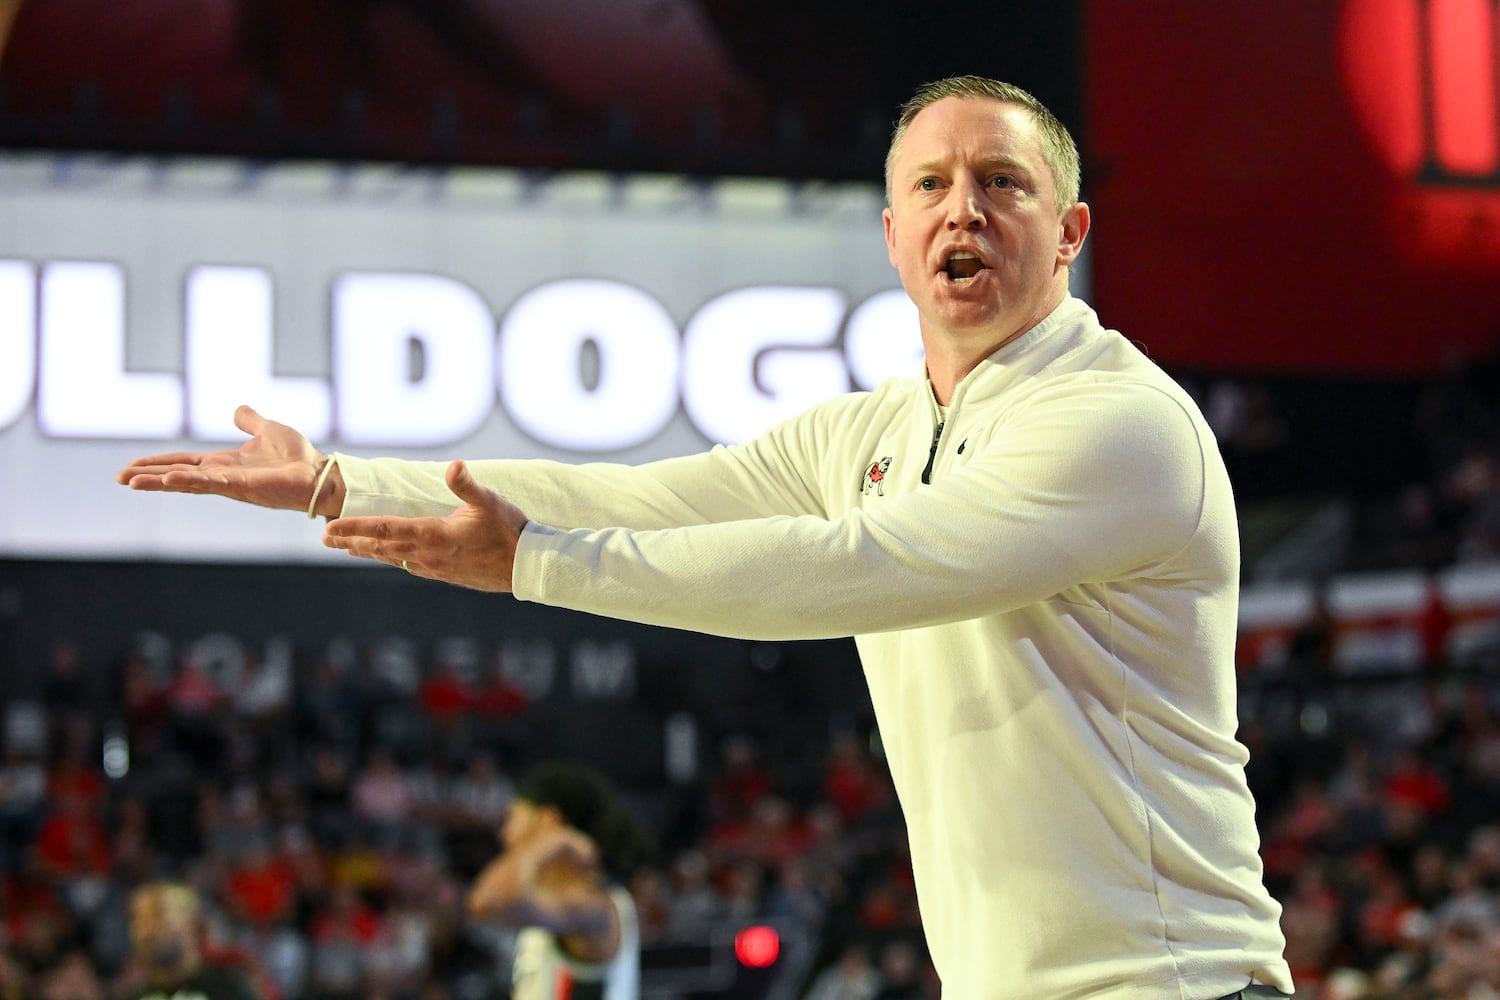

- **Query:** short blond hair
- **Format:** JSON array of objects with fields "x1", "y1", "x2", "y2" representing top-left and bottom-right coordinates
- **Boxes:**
[
  {"x1": 884, "y1": 76, "x2": 1081, "y2": 211},
  {"x1": 130, "y1": 882, "x2": 199, "y2": 927}
]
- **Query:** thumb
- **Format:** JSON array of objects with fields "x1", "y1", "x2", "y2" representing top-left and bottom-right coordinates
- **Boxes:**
[
  {"x1": 446, "y1": 460, "x2": 496, "y2": 509},
  {"x1": 233, "y1": 404, "x2": 264, "y2": 436}
]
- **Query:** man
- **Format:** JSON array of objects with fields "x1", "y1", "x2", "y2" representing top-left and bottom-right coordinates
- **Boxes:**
[
  {"x1": 117, "y1": 882, "x2": 263, "y2": 1000},
  {"x1": 120, "y1": 76, "x2": 1294, "y2": 997},
  {"x1": 467, "y1": 763, "x2": 645, "y2": 1000}
]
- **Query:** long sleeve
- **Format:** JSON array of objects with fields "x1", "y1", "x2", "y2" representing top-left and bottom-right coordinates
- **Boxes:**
[
  {"x1": 512, "y1": 375, "x2": 1212, "y2": 641},
  {"x1": 334, "y1": 398, "x2": 843, "y2": 529}
]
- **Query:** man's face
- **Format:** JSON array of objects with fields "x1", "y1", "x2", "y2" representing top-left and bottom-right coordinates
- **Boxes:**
[
  {"x1": 129, "y1": 895, "x2": 196, "y2": 977},
  {"x1": 883, "y1": 97, "x2": 1087, "y2": 351}
]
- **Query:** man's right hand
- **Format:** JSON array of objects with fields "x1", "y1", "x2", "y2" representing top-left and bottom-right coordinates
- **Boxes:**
[{"x1": 116, "y1": 405, "x2": 343, "y2": 516}]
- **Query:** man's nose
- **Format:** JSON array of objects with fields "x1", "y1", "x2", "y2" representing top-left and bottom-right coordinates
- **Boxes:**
[{"x1": 946, "y1": 186, "x2": 985, "y2": 229}]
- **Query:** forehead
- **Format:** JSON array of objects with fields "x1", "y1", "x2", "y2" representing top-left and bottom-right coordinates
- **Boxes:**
[{"x1": 896, "y1": 98, "x2": 1047, "y2": 177}]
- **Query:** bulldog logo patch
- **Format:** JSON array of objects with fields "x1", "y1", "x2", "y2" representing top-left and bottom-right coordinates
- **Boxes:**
[{"x1": 862, "y1": 456, "x2": 893, "y2": 496}]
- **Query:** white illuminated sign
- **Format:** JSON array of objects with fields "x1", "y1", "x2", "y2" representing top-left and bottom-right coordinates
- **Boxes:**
[
  {"x1": 334, "y1": 272, "x2": 498, "y2": 445},
  {"x1": 682, "y1": 286, "x2": 849, "y2": 445},
  {"x1": 188, "y1": 266, "x2": 333, "y2": 441},
  {"x1": 0, "y1": 260, "x2": 32, "y2": 428},
  {"x1": 38, "y1": 262, "x2": 184, "y2": 438},
  {"x1": 1, "y1": 259, "x2": 921, "y2": 450},
  {"x1": 499, "y1": 279, "x2": 682, "y2": 450},
  {"x1": 0, "y1": 156, "x2": 945, "y2": 560}
]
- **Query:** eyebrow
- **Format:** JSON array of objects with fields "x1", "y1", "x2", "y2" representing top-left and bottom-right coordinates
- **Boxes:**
[{"x1": 907, "y1": 155, "x2": 1036, "y2": 180}]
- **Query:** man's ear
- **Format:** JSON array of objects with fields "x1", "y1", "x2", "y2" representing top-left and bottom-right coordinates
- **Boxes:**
[
  {"x1": 1057, "y1": 201, "x2": 1090, "y2": 266},
  {"x1": 883, "y1": 206, "x2": 898, "y2": 268}
]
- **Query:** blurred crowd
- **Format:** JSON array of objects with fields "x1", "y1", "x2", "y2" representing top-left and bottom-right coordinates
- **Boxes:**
[
  {"x1": 0, "y1": 634, "x2": 929, "y2": 1000},
  {"x1": 2, "y1": 602, "x2": 1500, "y2": 1000},
  {"x1": 1354, "y1": 353, "x2": 1500, "y2": 574}
]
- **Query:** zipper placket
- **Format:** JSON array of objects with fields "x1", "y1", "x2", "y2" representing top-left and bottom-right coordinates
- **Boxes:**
[{"x1": 921, "y1": 420, "x2": 944, "y2": 484}]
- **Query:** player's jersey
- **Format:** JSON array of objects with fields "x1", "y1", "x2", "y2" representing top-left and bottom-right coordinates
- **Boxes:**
[{"x1": 511, "y1": 887, "x2": 639, "y2": 1000}]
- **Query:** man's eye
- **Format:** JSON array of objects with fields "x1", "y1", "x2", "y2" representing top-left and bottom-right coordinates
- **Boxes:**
[
  {"x1": 918, "y1": 178, "x2": 940, "y2": 191},
  {"x1": 991, "y1": 176, "x2": 1015, "y2": 189}
]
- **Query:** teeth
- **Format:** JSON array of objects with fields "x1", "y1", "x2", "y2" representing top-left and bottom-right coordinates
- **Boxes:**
[{"x1": 944, "y1": 250, "x2": 985, "y2": 281}]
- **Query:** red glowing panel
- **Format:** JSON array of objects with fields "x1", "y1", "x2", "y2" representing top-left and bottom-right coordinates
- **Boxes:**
[
  {"x1": 1430, "y1": 0, "x2": 1499, "y2": 175},
  {"x1": 1340, "y1": 0, "x2": 1426, "y2": 174},
  {"x1": 734, "y1": 926, "x2": 780, "y2": 968}
]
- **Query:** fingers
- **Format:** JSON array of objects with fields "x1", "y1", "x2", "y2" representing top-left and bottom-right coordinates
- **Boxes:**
[
  {"x1": 323, "y1": 516, "x2": 427, "y2": 570},
  {"x1": 120, "y1": 469, "x2": 232, "y2": 493},
  {"x1": 116, "y1": 454, "x2": 205, "y2": 484},
  {"x1": 122, "y1": 471, "x2": 223, "y2": 494}
]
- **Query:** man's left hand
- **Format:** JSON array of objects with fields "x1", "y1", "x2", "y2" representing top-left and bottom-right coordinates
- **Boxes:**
[{"x1": 323, "y1": 460, "x2": 528, "y2": 592}]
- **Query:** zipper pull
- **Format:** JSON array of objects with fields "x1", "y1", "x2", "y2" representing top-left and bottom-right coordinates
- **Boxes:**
[{"x1": 921, "y1": 420, "x2": 944, "y2": 484}]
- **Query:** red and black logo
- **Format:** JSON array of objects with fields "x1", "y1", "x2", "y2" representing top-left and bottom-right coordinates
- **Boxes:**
[{"x1": 862, "y1": 456, "x2": 893, "y2": 496}]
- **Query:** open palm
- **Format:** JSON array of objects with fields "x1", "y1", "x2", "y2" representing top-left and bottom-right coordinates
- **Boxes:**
[{"x1": 116, "y1": 405, "x2": 329, "y2": 513}]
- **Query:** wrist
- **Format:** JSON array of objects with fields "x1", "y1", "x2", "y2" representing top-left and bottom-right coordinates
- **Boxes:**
[{"x1": 307, "y1": 454, "x2": 346, "y2": 519}]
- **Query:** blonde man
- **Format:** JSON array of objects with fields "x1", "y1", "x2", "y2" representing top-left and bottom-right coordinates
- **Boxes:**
[{"x1": 122, "y1": 76, "x2": 1293, "y2": 998}]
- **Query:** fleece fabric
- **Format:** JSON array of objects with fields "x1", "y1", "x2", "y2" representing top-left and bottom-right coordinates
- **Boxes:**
[{"x1": 336, "y1": 295, "x2": 1293, "y2": 999}]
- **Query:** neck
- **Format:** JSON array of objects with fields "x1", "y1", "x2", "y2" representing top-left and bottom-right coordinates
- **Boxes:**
[{"x1": 922, "y1": 287, "x2": 1068, "y2": 404}]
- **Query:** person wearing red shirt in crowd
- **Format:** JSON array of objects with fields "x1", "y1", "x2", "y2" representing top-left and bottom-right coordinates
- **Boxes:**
[
  {"x1": 222, "y1": 837, "x2": 300, "y2": 929},
  {"x1": 416, "y1": 658, "x2": 473, "y2": 723},
  {"x1": 307, "y1": 884, "x2": 386, "y2": 1000},
  {"x1": 472, "y1": 660, "x2": 528, "y2": 719},
  {"x1": 822, "y1": 732, "x2": 885, "y2": 824},
  {"x1": 1385, "y1": 748, "x2": 1451, "y2": 816},
  {"x1": 709, "y1": 735, "x2": 772, "y2": 827},
  {"x1": 34, "y1": 789, "x2": 110, "y2": 881},
  {"x1": 46, "y1": 728, "x2": 105, "y2": 814}
]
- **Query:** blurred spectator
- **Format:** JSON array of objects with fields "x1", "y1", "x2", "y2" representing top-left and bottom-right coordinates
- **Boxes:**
[
  {"x1": 1384, "y1": 747, "x2": 1451, "y2": 821},
  {"x1": 664, "y1": 849, "x2": 723, "y2": 934},
  {"x1": 295, "y1": 660, "x2": 364, "y2": 751},
  {"x1": 1277, "y1": 860, "x2": 1342, "y2": 989},
  {"x1": 0, "y1": 745, "x2": 47, "y2": 869},
  {"x1": 307, "y1": 885, "x2": 385, "y2": 1000},
  {"x1": 33, "y1": 788, "x2": 111, "y2": 904},
  {"x1": 445, "y1": 753, "x2": 514, "y2": 833},
  {"x1": 1, "y1": 853, "x2": 74, "y2": 975},
  {"x1": 822, "y1": 733, "x2": 884, "y2": 825},
  {"x1": 118, "y1": 653, "x2": 169, "y2": 760},
  {"x1": 222, "y1": 834, "x2": 299, "y2": 931},
  {"x1": 442, "y1": 753, "x2": 514, "y2": 876},
  {"x1": 35, "y1": 950, "x2": 104, "y2": 1000},
  {"x1": 415, "y1": 658, "x2": 472, "y2": 725},
  {"x1": 116, "y1": 881, "x2": 264, "y2": 1000},
  {"x1": 233, "y1": 654, "x2": 292, "y2": 737},
  {"x1": 719, "y1": 859, "x2": 764, "y2": 923},
  {"x1": 803, "y1": 942, "x2": 881, "y2": 1000},
  {"x1": 350, "y1": 749, "x2": 415, "y2": 851},
  {"x1": 302, "y1": 746, "x2": 352, "y2": 842},
  {"x1": 870, "y1": 938, "x2": 929, "y2": 1000},
  {"x1": 709, "y1": 735, "x2": 772, "y2": 828},
  {"x1": 626, "y1": 866, "x2": 673, "y2": 944},
  {"x1": 166, "y1": 656, "x2": 227, "y2": 764},
  {"x1": 41, "y1": 641, "x2": 97, "y2": 731},
  {"x1": 470, "y1": 658, "x2": 528, "y2": 720},
  {"x1": 763, "y1": 856, "x2": 830, "y2": 935}
]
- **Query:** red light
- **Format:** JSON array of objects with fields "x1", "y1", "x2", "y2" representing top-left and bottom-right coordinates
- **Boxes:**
[{"x1": 734, "y1": 926, "x2": 780, "y2": 968}]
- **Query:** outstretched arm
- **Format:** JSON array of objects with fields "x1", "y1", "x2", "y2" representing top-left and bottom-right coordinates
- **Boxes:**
[{"x1": 116, "y1": 406, "x2": 346, "y2": 517}]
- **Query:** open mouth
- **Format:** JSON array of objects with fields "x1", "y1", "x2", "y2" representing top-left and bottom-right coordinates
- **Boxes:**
[{"x1": 943, "y1": 251, "x2": 987, "y2": 282}]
